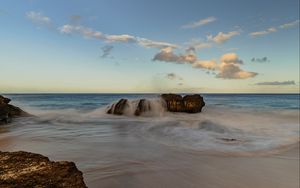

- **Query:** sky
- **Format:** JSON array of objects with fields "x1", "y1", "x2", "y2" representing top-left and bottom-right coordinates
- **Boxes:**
[{"x1": 0, "y1": 0, "x2": 299, "y2": 93}]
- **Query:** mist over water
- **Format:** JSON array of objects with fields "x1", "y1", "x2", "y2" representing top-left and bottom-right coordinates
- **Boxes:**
[{"x1": 0, "y1": 94, "x2": 299, "y2": 187}]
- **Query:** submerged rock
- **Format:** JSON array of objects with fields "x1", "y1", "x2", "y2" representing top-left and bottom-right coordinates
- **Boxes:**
[
  {"x1": 0, "y1": 95, "x2": 30, "y2": 125},
  {"x1": 161, "y1": 94, "x2": 205, "y2": 113},
  {"x1": 0, "y1": 151, "x2": 87, "y2": 188},
  {"x1": 107, "y1": 98, "x2": 128, "y2": 115}
]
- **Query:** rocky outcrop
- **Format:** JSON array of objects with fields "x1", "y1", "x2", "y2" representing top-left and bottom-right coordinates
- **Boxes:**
[
  {"x1": 0, "y1": 95, "x2": 30, "y2": 125},
  {"x1": 106, "y1": 94, "x2": 205, "y2": 116},
  {"x1": 0, "y1": 151, "x2": 87, "y2": 188},
  {"x1": 107, "y1": 98, "x2": 128, "y2": 115},
  {"x1": 161, "y1": 94, "x2": 205, "y2": 113}
]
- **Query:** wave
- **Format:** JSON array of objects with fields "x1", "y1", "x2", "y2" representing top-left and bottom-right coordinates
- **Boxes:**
[{"x1": 12, "y1": 99, "x2": 300, "y2": 155}]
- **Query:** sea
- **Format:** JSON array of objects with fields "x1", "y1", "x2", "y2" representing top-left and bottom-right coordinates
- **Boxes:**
[{"x1": 0, "y1": 93, "x2": 299, "y2": 187}]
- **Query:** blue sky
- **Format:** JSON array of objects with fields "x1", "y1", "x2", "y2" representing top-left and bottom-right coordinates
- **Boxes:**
[{"x1": 0, "y1": 0, "x2": 299, "y2": 93}]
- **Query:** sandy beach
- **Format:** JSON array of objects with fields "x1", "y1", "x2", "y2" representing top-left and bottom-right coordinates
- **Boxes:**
[{"x1": 1, "y1": 135, "x2": 299, "y2": 188}]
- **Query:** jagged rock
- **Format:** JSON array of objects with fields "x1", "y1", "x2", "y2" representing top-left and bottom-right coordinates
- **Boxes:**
[
  {"x1": 134, "y1": 99, "x2": 151, "y2": 116},
  {"x1": 107, "y1": 99, "x2": 128, "y2": 115},
  {"x1": 161, "y1": 93, "x2": 205, "y2": 113},
  {"x1": 0, "y1": 151, "x2": 87, "y2": 188},
  {"x1": 0, "y1": 95, "x2": 30, "y2": 125}
]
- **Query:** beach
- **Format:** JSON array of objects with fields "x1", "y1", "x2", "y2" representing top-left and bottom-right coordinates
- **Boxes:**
[{"x1": 0, "y1": 94, "x2": 299, "y2": 187}]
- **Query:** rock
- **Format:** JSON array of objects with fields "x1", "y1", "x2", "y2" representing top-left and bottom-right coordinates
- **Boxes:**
[
  {"x1": 161, "y1": 94, "x2": 184, "y2": 112},
  {"x1": 0, "y1": 151, "x2": 87, "y2": 188},
  {"x1": 183, "y1": 94, "x2": 205, "y2": 113},
  {"x1": 0, "y1": 95, "x2": 11, "y2": 104},
  {"x1": 0, "y1": 95, "x2": 30, "y2": 125},
  {"x1": 134, "y1": 99, "x2": 151, "y2": 116},
  {"x1": 161, "y1": 94, "x2": 205, "y2": 113},
  {"x1": 107, "y1": 98, "x2": 128, "y2": 115}
]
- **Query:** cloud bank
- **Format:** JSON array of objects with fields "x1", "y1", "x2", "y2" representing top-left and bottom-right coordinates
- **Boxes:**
[
  {"x1": 153, "y1": 48, "x2": 257, "y2": 79},
  {"x1": 255, "y1": 81, "x2": 295, "y2": 86},
  {"x1": 249, "y1": 27, "x2": 277, "y2": 37}
]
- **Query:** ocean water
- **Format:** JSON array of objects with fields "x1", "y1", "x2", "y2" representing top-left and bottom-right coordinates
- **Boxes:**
[{"x1": 0, "y1": 94, "x2": 299, "y2": 187}]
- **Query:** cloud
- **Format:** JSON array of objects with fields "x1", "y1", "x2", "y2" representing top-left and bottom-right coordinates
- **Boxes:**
[
  {"x1": 251, "y1": 57, "x2": 270, "y2": 63},
  {"x1": 105, "y1": 34, "x2": 136, "y2": 42},
  {"x1": 192, "y1": 60, "x2": 217, "y2": 70},
  {"x1": 249, "y1": 27, "x2": 277, "y2": 37},
  {"x1": 59, "y1": 24, "x2": 177, "y2": 49},
  {"x1": 101, "y1": 45, "x2": 114, "y2": 58},
  {"x1": 255, "y1": 81, "x2": 295, "y2": 86},
  {"x1": 182, "y1": 16, "x2": 216, "y2": 29},
  {"x1": 279, "y1": 20, "x2": 299, "y2": 29},
  {"x1": 59, "y1": 25, "x2": 103, "y2": 39},
  {"x1": 153, "y1": 47, "x2": 197, "y2": 63},
  {"x1": 216, "y1": 53, "x2": 257, "y2": 79},
  {"x1": 153, "y1": 48, "x2": 257, "y2": 79},
  {"x1": 207, "y1": 31, "x2": 240, "y2": 44},
  {"x1": 165, "y1": 73, "x2": 183, "y2": 80},
  {"x1": 137, "y1": 38, "x2": 178, "y2": 49},
  {"x1": 26, "y1": 11, "x2": 52, "y2": 26}
]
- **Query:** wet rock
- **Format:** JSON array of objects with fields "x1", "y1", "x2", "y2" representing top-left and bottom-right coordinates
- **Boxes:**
[
  {"x1": 0, "y1": 95, "x2": 30, "y2": 125},
  {"x1": 183, "y1": 94, "x2": 205, "y2": 113},
  {"x1": 134, "y1": 99, "x2": 151, "y2": 116},
  {"x1": 0, "y1": 151, "x2": 87, "y2": 188},
  {"x1": 107, "y1": 98, "x2": 128, "y2": 115},
  {"x1": 161, "y1": 94, "x2": 184, "y2": 112},
  {"x1": 161, "y1": 94, "x2": 205, "y2": 113}
]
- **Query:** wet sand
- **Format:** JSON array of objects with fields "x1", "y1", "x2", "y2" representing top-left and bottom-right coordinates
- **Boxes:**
[{"x1": 1, "y1": 136, "x2": 299, "y2": 188}]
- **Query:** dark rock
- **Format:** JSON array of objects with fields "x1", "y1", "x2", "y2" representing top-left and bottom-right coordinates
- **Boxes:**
[
  {"x1": 183, "y1": 94, "x2": 205, "y2": 113},
  {"x1": 161, "y1": 94, "x2": 184, "y2": 112},
  {"x1": 161, "y1": 94, "x2": 205, "y2": 113},
  {"x1": 0, "y1": 95, "x2": 11, "y2": 104},
  {"x1": 0, "y1": 95, "x2": 30, "y2": 125},
  {"x1": 107, "y1": 99, "x2": 128, "y2": 115},
  {"x1": 134, "y1": 99, "x2": 151, "y2": 116},
  {"x1": 0, "y1": 151, "x2": 87, "y2": 188}
]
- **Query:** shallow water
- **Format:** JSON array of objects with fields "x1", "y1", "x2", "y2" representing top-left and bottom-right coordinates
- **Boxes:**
[{"x1": 0, "y1": 94, "x2": 299, "y2": 187}]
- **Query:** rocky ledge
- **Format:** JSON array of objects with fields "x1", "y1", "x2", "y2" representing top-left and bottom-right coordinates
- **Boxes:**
[
  {"x1": 0, "y1": 151, "x2": 87, "y2": 188},
  {"x1": 0, "y1": 95, "x2": 30, "y2": 125},
  {"x1": 107, "y1": 93, "x2": 205, "y2": 116}
]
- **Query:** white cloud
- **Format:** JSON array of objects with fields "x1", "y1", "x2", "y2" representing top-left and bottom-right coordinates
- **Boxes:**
[
  {"x1": 105, "y1": 34, "x2": 136, "y2": 42},
  {"x1": 207, "y1": 31, "x2": 240, "y2": 44},
  {"x1": 182, "y1": 16, "x2": 216, "y2": 29},
  {"x1": 192, "y1": 60, "x2": 217, "y2": 70},
  {"x1": 153, "y1": 49, "x2": 257, "y2": 80},
  {"x1": 59, "y1": 24, "x2": 103, "y2": 39},
  {"x1": 279, "y1": 20, "x2": 299, "y2": 29},
  {"x1": 59, "y1": 24, "x2": 177, "y2": 49},
  {"x1": 249, "y1": 27, "x2": 277, "y2": 37},
  {"x1": 26, "y1": 11, "x2": 51, "y2": 26},
  {"x1": 216, "y1": 53, "x2": 257, "y2": 79},
  {"x1": 137, "y1": 38, "x2": 178, "y2": 49}
]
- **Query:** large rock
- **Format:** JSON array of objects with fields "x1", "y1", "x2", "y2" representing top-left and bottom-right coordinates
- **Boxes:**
[
  {"x1": 161, "y1": 94, "x2": 205, "y2": 113},
  {"x1": 134, "y1": 99, "x2": 151, "y2": 116},
  {"x1": 0, "y1": 151, "x2": 87, "y2": 188},
  {"x1": 107, "y1": 98, "x2": 128, "y2": 115},
  {"x1": 0, "y1": 95, "x2": 30, "y2": 125}
]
